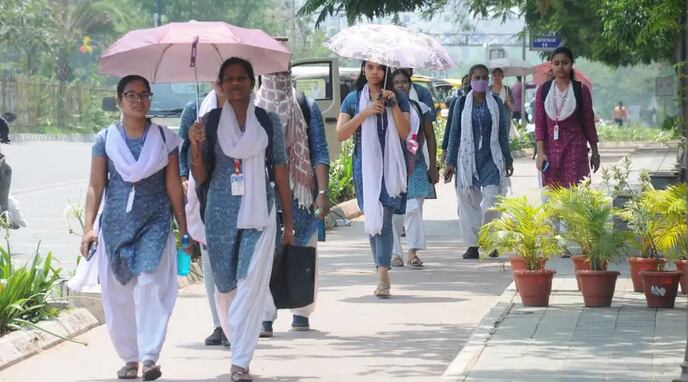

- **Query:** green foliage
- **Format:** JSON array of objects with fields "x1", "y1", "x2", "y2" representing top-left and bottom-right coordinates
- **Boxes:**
[
  {"x1": 478, "y1": 196, "x2": 560, "y2": 270},
  {"x1": 595, "y1": 123, "x2": 677, "y2": 142},
  {"x1": 546, "y1": 181, "x2": 631, "y2": 270},
  {"x1": 0, "y1": 246, "x2": 62, "y2": 335},
  {"x1": 328, "y1": 139, "x2": 355, "y2": 204}
]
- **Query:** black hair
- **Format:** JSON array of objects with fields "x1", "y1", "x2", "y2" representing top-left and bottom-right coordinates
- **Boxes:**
[
  {"x1": 1, "y1": 112, "x2": 16, "y2": 123},
  {"x1": 492, "y1": 68, "x2": 504, "y2": 76},
  {"x1": 218, "y1": 57, "x2": 256, "y2": 88},
  {"x1": 551, "y1": 46, "x2": 575, "y2": 80},
  {"x1": 116, "y1": 75, "x2": 150, "y2": 99},
  {"x1": 618, "y1": 101, "x2": 624, "y2": 106},
  {"x1": 466, "y1": 64, "x2": 489, "y2": 91},
  {"x1": 355, "y1": 61, "x2": 393, "y2": 91},
  {"x1": 391, "y1": 68, "x2": 412, "y2": 83}
]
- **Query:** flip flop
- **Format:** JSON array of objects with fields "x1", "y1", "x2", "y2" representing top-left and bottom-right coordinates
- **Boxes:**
[
  {"x1": 141, "y1": 362, "x2": 162, "y2": 381},
  {"x1": 408, "y1": 255, "x2": 424, "y2": 268},
  {"x1": 116, "y1": 364, "x2": 138, "y2": 380}
]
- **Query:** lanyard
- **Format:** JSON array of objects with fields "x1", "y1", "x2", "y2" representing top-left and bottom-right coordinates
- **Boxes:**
[
  {"x1": 552, "y1": 84, "x2": 570, "y2": 124},
  {"x1": 233, "y1": 159, "x2": 241, "y2": 175},
  {"x1": 118, "y1": 122, "x2": 150, "y2": 213},
  {"x1": 476, "y1": 101, "x2": 487, "y2": 150}
]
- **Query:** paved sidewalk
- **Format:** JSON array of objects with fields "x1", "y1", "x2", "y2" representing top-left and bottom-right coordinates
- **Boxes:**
[
  {"x1": 0, "y1": 143, "x2": 679, "y2": 381},
  {"x1": 443, "y1": 258, "x2": 688, "y2": 382}
]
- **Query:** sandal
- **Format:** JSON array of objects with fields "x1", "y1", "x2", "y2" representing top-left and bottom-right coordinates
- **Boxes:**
[
  {"x1": 374, "y1": 268, "x2": 391, "y2": 298},
  {"x1": 231, "y1": 366, "x2": 253, "y2": 381},
  {"x1": 391, "y1": 256, "x2": 404, "y2": 267},
  {"x1": 117, "y1": 363, "x2": 138, "y2": 380},
  {"x1": 141, "y1": 361, "x2": 162, "y2": 381},
  {"x1": 408, "y1": 255, "x2": 424, "y2": 268}
]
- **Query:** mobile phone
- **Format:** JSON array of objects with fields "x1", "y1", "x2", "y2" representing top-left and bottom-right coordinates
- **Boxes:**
[
  {"x1": 86, "y1": 241, "x2": 97, "y2": 261},
  {"x1": 541, "y1": 160, "x2": 550, "y2": 173}
]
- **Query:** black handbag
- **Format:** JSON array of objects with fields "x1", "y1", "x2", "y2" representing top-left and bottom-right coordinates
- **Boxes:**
[{"x1": 270, "y1": 244, "x2": 316, "y2": 309}]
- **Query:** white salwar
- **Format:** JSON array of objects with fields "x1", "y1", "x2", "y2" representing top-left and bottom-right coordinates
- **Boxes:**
[
  {"x1": 100, "y1": 233, "x2": 178, "y2": 363},
  {"x1": 262, "y1": 233, "x2": 319, "y2": 322},
  {"x1": 215, "y1": 206, "x2": 277, "y2": 369},
  {"x1": 392, "y1": 198, "x2": 427, "y2": 258}
]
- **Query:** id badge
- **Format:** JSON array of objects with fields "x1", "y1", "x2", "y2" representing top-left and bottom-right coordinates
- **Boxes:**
[
  {"x1": 231, "y1": 173, "x2": 245, "y2": 196},
  {"x1": 553, "y1": 124, "x2": 560, "y2": 141}
]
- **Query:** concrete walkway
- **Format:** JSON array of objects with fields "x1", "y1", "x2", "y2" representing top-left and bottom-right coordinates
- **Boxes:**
[{"x1": 0, "y1": 143, "x2": 681, "y2": 381}]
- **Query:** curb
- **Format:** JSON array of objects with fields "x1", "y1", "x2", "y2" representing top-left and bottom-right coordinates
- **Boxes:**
[
  {"x1": 11, "y1": 133, "x2": 96, "y2": 144},
  {"x1": 442, "y1": 282, "x2": 518, "y2": 381},
  {"x1": 0, "y1": 308, "x2": 99, "y2": 371}
]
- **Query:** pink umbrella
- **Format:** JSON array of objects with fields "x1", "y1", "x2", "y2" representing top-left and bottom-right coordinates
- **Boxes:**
[
  {"x1": 100, "y1": 21, "x2": 291, "y2": 82},
  {"x1": 532, "y1": 62, "x2": 592, "y2": 90}
]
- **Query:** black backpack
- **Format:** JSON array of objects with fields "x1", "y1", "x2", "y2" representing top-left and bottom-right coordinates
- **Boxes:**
[{"x1": 195, "y1": 106, "x2": 275, "y2": 223}]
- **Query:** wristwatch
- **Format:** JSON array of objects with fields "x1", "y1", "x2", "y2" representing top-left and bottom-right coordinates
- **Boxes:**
[{"x1": 318, "y1": 189, "x2": 328, "y2": 195}]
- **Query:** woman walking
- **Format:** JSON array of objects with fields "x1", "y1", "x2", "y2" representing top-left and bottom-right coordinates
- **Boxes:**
[
  {"x1": 79, "y1": 75, "x2": 188, "y2": 380},
  {"x1": 534, "y1": 47, "x2": 600, "y2": 188},
  {"x1": 444, "y1": 64, "x2": 513, "y2": 259},
  {"x1": 257, "y1": 71, "x2": 331, "y2": 335},
  {"x1": 390, "y1": 69, "x2": 439, "y2": 268},
  {"x1": 337, "y1": 60, "x2": 410, "y2": 298},
  {"x1": 188, "y1": 57, "x2": 293, "y2": 381}
]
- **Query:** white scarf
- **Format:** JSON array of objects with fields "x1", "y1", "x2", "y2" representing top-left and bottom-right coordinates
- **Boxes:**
[
  {"x1": 185, "y1": 89, "x2": 219, "y2": 243},
  {"x1": 360, "y1": 84, "x2": 407, "y2": 236},
  {"x1": 217, "y1": 97, "x2": 270, "y2": 230},
  {"x1": 457, "y1": 91, "x2": 506, "y2": 190},
  {"x1": 545, "y1": 81, "x2": 576, "y2": 122},
  {"x1": 105, "y1": 123, "x2": 180, "y2": 212}
]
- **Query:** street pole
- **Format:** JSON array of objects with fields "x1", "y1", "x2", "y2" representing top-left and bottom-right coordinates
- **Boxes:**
[
  {"x1": 673, "y1": 2, "x2": 688, "y2": 380},
  {"x1": 521, "y1": 27, "x2": 527, "y2": 123},
  {"x1": 154, "y1": 0, "x2": 162, "y2": 27}
]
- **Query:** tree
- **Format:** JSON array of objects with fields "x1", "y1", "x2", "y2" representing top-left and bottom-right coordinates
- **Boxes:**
[{"x1": 0, "y1": 0, "x2": 52, "y2": 75}]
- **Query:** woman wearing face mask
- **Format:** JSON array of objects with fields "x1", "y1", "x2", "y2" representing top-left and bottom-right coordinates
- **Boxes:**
[
  {"x1": 389, "y1": 69, "x2": 438, "y2": 268},
  {"x1": 444, "y1": 64, "x2": 514, "y2": 260},
  {"x1": 337, "y1": 60, "x2": 411, "y2": 298},
  {"x1": 535, "y1": 47, "x2": 599, "y2": 188}
]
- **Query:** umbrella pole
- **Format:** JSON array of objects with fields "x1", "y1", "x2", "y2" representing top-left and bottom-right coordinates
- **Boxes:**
[{"x1": 195, "y1": 64, "x2": 200, "y2": 122}]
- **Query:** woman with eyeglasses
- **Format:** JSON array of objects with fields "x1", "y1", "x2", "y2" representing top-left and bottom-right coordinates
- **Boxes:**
[
  {"x1": 389, "y1": 69, "x2": 438, "y2": 268},
  {"x1": 444, "y1": 64, "x2": 514, "y2": 260},
  {"x1": 80, "y1": 75, "x2": 189, "y2": 380}
]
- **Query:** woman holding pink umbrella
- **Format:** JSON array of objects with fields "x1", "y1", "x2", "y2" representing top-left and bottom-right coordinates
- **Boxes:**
[{"x1": 534, "y1": 47, "x2": 600, "y2": 188}]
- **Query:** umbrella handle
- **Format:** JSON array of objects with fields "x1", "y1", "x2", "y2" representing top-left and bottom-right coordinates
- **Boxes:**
[{"x1": 191, "y1": 36, "x2": 201, "y2": 122}]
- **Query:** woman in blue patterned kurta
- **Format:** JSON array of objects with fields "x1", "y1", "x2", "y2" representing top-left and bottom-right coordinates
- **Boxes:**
[
  {"x1": 80, "y1": 75, "x2": 189, "y2": 381},
  {"x1": 337, "y1": 61, "x2": 411, "y2": 299},
  {"x1": 187, "y1": 58, "x2": 293, "y2": 381},
  {"x1": 390, "y1": 69, "x2": 440, "y2": 269}
]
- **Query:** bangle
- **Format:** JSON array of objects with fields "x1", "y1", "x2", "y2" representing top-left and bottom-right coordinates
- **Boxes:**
[{"x1": 318, "y1": 189, "x2": 328, "y2": 195}]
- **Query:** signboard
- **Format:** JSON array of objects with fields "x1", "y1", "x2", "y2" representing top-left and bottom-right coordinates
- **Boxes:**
[
  {"x1": 295, "y1": 78, "x2": 327, "y2": 100},
  {"x1": 531, "y1": 33, "x2": 561, "y2": 51},
  {"x1": 655, "y1": 76, "x2": 674, "y2": 97}
]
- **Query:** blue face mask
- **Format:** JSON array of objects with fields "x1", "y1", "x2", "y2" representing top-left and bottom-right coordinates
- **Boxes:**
[{"x1": 471, "y1": 79, "x2": 489, "y2": 93}]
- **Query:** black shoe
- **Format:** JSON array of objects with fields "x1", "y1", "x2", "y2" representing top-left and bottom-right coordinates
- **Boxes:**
[
  {"x1": 205, "y1": 326, "x2": 225, "y2": 346},
  {"x1": 462, "y1": 247, "x2": 480, "y2": 259},
  {"x1": 260, "y1": 321, "x2": 273, "y2": 338},
  {"x1": 488, "y1": 249, "x2": 499, "y2": 258},
  {"x1": 291, "y1": 315, "x2": 310, "y2": 331}
]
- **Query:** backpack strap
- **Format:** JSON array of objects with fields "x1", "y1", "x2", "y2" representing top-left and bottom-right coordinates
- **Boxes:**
[
  {"x1": 254, "y1": 106, "x2": 275, "y2": 183},
  {"x1": 195, "y1": 108, "x2": 222, "y2": 223}
]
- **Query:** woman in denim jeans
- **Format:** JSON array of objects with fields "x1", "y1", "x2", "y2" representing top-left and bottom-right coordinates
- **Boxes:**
[{"x1": 336, "y1": 61, "x2": 410, "y2": 298}]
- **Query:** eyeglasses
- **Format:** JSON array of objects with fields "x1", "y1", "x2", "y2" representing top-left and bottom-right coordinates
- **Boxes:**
[{"x1": 122, "y1": 92, "x2": 153, "y2": 102}]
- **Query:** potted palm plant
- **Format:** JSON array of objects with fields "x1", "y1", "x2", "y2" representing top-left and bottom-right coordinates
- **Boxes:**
[
  {"x1": 621, "y1": 188, "x2": 683, "y2": 308},
  {"x1": 479, "y1": 196, "x2": 559, "y2": 307},
  {"x1": 547, "y1": 183, "x2": 630, "y2": 307}
]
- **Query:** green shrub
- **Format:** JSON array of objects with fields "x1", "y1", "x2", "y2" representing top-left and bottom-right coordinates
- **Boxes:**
[
  {"x1": 328, "y1": 139, "x2": 355, "y2": 204},
  {"x1": 0, "y1": 246, "x2": 62, "y2": 335}
]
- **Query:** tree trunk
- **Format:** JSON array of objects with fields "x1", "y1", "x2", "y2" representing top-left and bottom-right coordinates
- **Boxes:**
[{"x1": 55, "y1": 52, "x2": 70, "y2": 130}]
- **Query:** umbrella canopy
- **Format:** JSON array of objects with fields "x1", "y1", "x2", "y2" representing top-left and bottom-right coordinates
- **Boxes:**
[
  {"x1": 323, "y1": 24, "x2": 455, "y2": 71},
  {"x1": 100, "y1": 21, "x2": 291, "y2": 82},
  {"x1": 532, "y1": 62, "x2": 592, "y2": 90},
  {"x1": 487, "y1": 57, "x2": 532, "y2": 77}
]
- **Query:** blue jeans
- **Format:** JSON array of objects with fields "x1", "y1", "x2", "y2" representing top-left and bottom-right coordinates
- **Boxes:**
[{"x1": 369, "y1": 207, "x2": 394, "y2": 268}]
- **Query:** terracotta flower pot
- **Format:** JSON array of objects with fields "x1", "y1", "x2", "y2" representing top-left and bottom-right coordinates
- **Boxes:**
[
  {"x1": 628, "y1": 257, "x2": 666, "y2": 292},
  {"x1": 510, "y1": 256, "x2": 547, "y2": 273},
  {"x1": 639, "y1": 270, "x2": 682, "y2": 309},
  {"x1": 675, "y1": 260, "x2": 687, "y2": 295},
  {"x1": 571, "y1": 256, "x2": 592, "y2": 290},
  {"x1": 513, "y1": 269, "x2": 556, "y2": 307},
  {"x1": 576, "y1": 270, "x2": 620, "y2": 307}
]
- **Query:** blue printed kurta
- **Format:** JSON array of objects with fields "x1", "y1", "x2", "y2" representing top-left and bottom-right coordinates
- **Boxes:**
[
  {"x1": 93, "y1": 123, "x2": 177, "y2": 285},
  {"x1": 199, "y1": 111, "x2": 287, "y2": 293}
]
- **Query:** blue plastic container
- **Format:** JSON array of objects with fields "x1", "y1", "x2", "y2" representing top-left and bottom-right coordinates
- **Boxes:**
[{"x1": 177, "y1": 234, "x2": 191, "y2": 276}]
